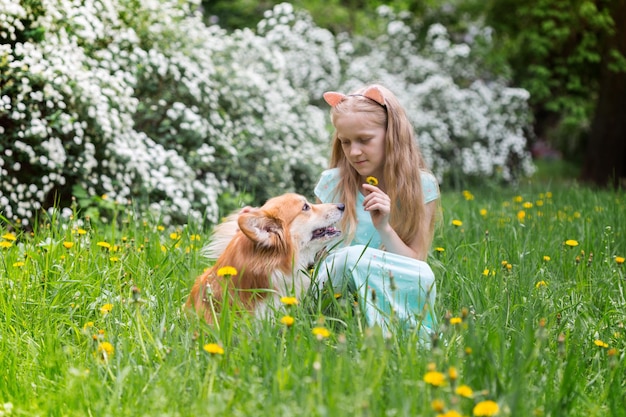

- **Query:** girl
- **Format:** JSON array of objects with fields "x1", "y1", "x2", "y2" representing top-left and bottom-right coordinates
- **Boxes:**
[{"x1": 315, "y1": 84, "x2": 440, "y2": 343}]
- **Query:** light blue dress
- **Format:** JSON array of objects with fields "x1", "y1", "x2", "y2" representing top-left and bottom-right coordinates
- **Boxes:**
[{"x1": 314, "y1": 168, "x2": 439, "y2": 343}]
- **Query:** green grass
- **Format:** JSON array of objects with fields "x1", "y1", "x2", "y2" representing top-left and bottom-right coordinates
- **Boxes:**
[{"x1": 0, "y1": 181, "x2": 625, "y2": 416}]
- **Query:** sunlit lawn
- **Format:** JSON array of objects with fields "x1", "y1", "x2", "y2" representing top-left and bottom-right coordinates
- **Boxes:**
[{"x1": 0, "y1": 180, "x2": 624, "y2": 416}]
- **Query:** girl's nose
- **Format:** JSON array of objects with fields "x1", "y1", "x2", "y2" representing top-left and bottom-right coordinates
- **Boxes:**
[{"x1": 349, "y1": 144, "x2": 362, "y2": 156}]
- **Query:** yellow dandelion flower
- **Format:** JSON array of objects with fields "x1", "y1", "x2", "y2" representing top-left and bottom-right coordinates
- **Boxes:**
[
  {"x1": 157, "y1": 225, "x2": 165, "y2": 231},
  {"x1": 465, "y1": 347, "x2": 473, "y2": 355},
  {"x1": 365, "y1": 176, "x2": 378, "y2": 186},
  {"x1": 543, "y1": 255, "x2": 551, "y2": 262},
  {"x1": 280, "y1": 315, "x2": 295, "y2": 326},
  {"x1": 535, "y1": 280, "x2": 547, "y2": 289},
  {"x1": 0, "y1": 241, "x2": 12, "y2": 248},
  {"x1": 217, "y1": 266, "x2": 238, "y2": 277},
  {"x1": 97, "y1": 342, "x2": 115, "y2": 361},
  {"x1": 97, "y1": 242, "x2": 111, "y2": 249},
  {"x1": 473, "y1": 400, "x2": 499, "y2": 416},
  {"x1": 203, "y1": 343, "x2": 225, "y2": 355},
  {"x1": 462, "y1": 190, "x2": 474, "y2": 201},
  {"x1": 448, "y1": 366, "x2": 458, "y2": 380},
  {"x1": 63, "y1": 241, "x2": 74, "y2": 249},
  {"x1": 455, "y1": 384, "x2": 473, "y2": 398},
  {"x1": 2, "y1": 233, "x2": 16, "y2": 241},
  {"x1": 615, "y1": 256, "x2": 625, "y2": 265},
  {"x1": 594, "y1": 339, "x2": 608, "y2": 348},
  {"x1": 435, "y1": 247, "x2": 445, "y2": 253},
  {"x1": 516, "y1": 210, "x2": 526, "y2": 221},
  {"x1": 169, "y1": 232, "x2": 180, "y2": 240},
  {"x1": 523, "y1": 202, "x2": 533, "y2": 209},
  {"x1": 452, "y1": 219, "x2": 463, "y2": 227},
  {"x1": 12, "y1": 261, "x2": 25, "y2": 267},
  {"x1": 109, "y1": 256, "x2": 120, "y2": 262},
  {"x1": 450, "y1": 317, "x2": 462, "y2": 325},
  {"x1": 482, "y1": 269, "x2": 490, "y2": 276},
  {"x1": 441, "y1": 411, "x2": 462, "y2": 417},
  {"x1": 83, "y1": 321, "x2": 94, "y2": 330},
  {"x1": 100, "y1": 303, "x2": 113, "y2": 315},
  {"x1": 280, "y1": 296, "x2": 298, "y2": 306},
  {"x1": 565, "y1": 239, "x2": 579, "y2": 247},
  {"x1": 312, "y1": 327, "x2": 331, "y2": 339},
  {"x1": 423, "y1": 371, "x2": 446, "y2": 387},
  {"x1": 431, "y1": 399, "x2": 445, "y2": 412},
  {"x1": 479, "y1": 208, "x2": 488, "y2": 216}
]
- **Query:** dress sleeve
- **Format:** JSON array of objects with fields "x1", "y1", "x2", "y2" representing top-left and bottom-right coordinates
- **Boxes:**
[
  {"x1": 314, "y1": 168, "x2": 340, "y2": 203},
  {"x1": 421, "y1": 171, "x2": 440, "y2": 204}
]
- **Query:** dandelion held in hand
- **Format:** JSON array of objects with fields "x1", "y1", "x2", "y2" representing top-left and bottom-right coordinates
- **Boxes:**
[{"x1": 365, "y1": 176, "x2": 378, "y2": 186}]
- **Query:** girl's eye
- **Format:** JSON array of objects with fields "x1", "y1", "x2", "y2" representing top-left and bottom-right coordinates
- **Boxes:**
[{"x1": 303, "y1": 203, "x2": 311, "y2": 211}]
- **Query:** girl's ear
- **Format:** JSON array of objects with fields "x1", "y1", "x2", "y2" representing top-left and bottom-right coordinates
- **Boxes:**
[
  {"x1": 238, "y1": 212, "x2": 284, "y2": 248},
  {"x1": 323, "y1": 92, "x2": 346, "y2": 107},
  {"x1": 362, "y1": 86, "x2": 386, "y2": 107}
]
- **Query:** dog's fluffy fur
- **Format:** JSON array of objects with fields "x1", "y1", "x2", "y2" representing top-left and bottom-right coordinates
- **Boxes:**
[{"x1": 187, "y1": 193, "x2": 344, "y2": 323}]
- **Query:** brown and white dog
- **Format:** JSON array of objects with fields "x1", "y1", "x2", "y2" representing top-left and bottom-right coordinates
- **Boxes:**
[{"x1": 186, "y1": 193, "x2": 344, "y2": 323}]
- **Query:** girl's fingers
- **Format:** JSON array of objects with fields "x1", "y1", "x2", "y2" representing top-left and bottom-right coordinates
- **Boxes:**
[{"x1": 363, "y1": 195, "x2": 390, "y2": 212}]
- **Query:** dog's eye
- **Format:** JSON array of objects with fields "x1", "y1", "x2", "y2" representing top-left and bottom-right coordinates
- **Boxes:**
[{"x1": 302, "y1": 202, "x2": 311, "y2": 211}]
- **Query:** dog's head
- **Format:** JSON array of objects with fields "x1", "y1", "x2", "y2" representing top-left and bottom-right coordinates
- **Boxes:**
[{"x1": 237, "y1": 193, "x2": 344, "y2": 264}]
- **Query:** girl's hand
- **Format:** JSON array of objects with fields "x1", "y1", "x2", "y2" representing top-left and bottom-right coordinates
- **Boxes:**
[{"x1": 362, "y1": 183, "x2": 391, "y2": 231}]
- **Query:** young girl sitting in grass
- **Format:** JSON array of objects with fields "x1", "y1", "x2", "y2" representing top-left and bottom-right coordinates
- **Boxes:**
[{"x1": 315, "y1": 84, "x2": 440, "y2": 344}]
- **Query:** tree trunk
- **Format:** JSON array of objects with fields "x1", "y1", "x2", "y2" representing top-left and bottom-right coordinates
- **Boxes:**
[{"x1": 581, "y1": 0, "x2": 626, "y2": 187}]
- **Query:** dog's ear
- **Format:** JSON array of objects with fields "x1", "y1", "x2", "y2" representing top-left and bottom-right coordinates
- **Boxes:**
[{"x1": 238, "y1": 211, "x2": 285, "y2": 248}]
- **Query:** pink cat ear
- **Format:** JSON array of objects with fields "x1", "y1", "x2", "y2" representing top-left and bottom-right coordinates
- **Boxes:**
[
  {"x1": 323, "y1": 92, "x2": 346, "y2": 107},
  {"x1": 362, "y1": 86, "x2": 386, "y2": 107}
]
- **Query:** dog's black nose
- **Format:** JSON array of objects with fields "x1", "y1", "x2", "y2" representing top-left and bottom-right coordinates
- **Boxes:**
[{"x1": 337, "y1": 204, "x2": 345, "y2": 211}]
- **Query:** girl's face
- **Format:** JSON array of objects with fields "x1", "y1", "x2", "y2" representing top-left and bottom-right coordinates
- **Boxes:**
[{"x1": 334, "y1": 111, "x2": 386, "y2": 181}]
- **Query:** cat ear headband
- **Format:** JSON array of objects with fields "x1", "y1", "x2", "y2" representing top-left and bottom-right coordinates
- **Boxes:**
[{"x1": 323, "y1": 86, "x2": 386, "y2": 108}]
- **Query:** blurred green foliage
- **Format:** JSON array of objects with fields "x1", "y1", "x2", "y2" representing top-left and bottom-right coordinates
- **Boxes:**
[
  {"x1": 482, "y1": 0, "x2": 624, "y2": 160},
  {"x1": 203, "y1": 0, "x2": 626, "y2": 168},
  {"x1": 202, "y1": 0, "x2": 438, "y2": 34}
]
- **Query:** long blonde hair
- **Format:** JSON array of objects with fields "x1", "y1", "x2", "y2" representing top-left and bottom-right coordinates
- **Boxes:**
[{"x1": 328, "y1": 84, "x2": 436, "y2": 249}]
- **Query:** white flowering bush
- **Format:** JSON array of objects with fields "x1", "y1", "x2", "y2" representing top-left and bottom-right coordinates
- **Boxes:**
[
  {"x1": 1, "y1": 1, "x2": 534, "y2": 228},
  {"x1": 256, "y1": 3, "x2": 341, "y2": 101},
  {"x1": 330, "y1": 8, "x2": 535, "y2": 184},
  {"x1": 0, "y1": 0, "x2": 327, "y2": 226}
]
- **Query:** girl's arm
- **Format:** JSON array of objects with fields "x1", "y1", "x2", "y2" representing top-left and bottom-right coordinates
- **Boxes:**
[
  {"x1": 363, "y1": 183, "x2": 437, "y2": 261},
  {"x1": 375, "y1": 201, "x2": 436, "y2": 261}
]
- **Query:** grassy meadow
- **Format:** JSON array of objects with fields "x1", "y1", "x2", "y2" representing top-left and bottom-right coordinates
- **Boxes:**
[{"x1": 0, "y1": 179, "x2": 625, "y2": 417}]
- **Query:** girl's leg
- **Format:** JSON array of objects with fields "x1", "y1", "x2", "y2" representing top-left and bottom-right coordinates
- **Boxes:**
[{"x1": 318, "y1": 245, "x2": 437, "y2": 344}]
